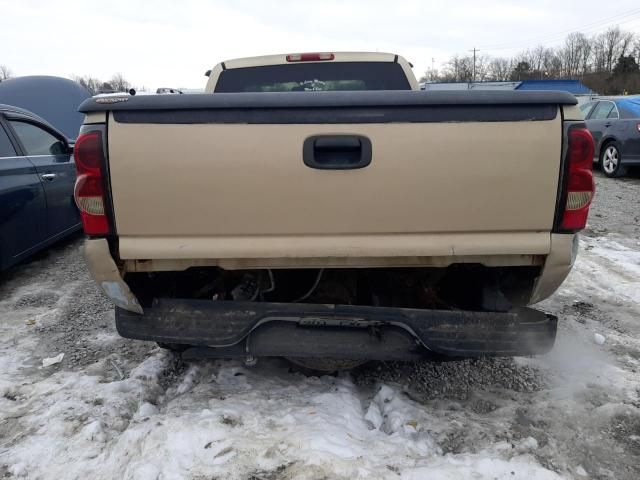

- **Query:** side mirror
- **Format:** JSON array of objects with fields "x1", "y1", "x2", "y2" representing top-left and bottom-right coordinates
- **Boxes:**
[{"x1": 50, "y1": 140, "x2": 74, "y2": 162}]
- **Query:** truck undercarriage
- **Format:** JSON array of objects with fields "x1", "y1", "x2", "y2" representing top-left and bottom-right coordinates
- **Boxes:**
[{"x1": 116, "y1": 265, "x2": 557, "y2": 363}]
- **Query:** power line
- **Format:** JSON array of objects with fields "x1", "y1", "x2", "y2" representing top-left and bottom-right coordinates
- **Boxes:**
[
  {"x1": 478, "y1": 7, "x2": 640, "y2": 52},
  {"x1": 493, "y1": 14, "x2": 640, "y2": 53},
  {"x1": 479, "y1": 7, "x2": 640, "y2": 50}
]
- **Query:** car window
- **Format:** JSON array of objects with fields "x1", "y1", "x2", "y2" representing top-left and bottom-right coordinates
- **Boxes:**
[
  {"x1": 0, "y1": 123, "x2": 17, "y2": 158},
  {"x1": 579, "y1": 102, "x2": 595, "y2": 117},
  {"x1": 590, "y1": 101, "x2": 615, "y2": 120},
  {"x1": 607, "y1": 107, "x2": 619, "y2": 119},
  {"x1": 8, "y1": 120, "x2": 67, "y2": 156}
]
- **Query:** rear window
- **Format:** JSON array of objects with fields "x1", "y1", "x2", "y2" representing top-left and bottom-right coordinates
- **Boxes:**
[{"x1": 214, "y1": 62, "x2": 411, "y2": 93}]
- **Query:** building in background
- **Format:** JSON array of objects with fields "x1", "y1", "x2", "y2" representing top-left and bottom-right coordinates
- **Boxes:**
[{"x1": 420, "y1": 79, "x2": 595, "y2": 101}]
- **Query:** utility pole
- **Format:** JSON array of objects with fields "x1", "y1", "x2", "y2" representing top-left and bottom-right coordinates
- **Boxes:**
[
  {"x1": 469, "y1": 47, "x2": 479, "y2": 82},
  {"x1": 431, "y1": 58, "x2": 435, "y2": 81}
]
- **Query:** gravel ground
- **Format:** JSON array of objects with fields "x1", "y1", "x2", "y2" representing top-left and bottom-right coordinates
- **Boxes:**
[
  {"x1": 585, "y1": 170, "x2": 640, "y2": 238},
  {"x1": 1, "y1": 171, "x2": 639, "y2": 479}
]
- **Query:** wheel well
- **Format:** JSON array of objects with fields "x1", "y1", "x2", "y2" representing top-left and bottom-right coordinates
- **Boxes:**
[{"x1": 600, "y1": 138, "x2": 617, "y2": 158}]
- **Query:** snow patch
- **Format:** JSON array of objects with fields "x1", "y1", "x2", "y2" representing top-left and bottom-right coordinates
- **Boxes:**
[
  {"x1": 401, "y1": 454, "x2": 565, "y2": 480},
  {"x1": 594, "y1": 333, "x2": 606, "y2": 345},
  {"x1": 42, "y1": 352, "x2": 64, "y2": 367}
]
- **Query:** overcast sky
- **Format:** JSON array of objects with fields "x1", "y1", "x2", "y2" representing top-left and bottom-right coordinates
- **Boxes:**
[{"x1": 1, "y1": 0, "x2": 640, "y2": 90}]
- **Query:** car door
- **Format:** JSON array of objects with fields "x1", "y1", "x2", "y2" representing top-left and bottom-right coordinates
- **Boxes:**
[
  {"x1": 585, "y1": 101, "x2": 615, "y2": 150},
  {"x1": 0, "y1": 116, "x2": 49, "y2": 269},
  {"x1": 617, "y1": 102, "x2": 640, "y2": 160},
  {"x1": 6, "y1": 117, "x2": 80, "y2": 239}
]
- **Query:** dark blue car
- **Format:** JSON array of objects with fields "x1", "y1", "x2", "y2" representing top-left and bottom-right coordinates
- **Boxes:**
[
  {"x1": 580, "y1": 96, "x2": 640, "y2": 177},
  {"x1": 0, "y1": 104, "x2": 80, "y2": 270}
]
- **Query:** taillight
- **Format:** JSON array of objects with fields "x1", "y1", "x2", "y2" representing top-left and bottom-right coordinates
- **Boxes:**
[
  {"x1": 286, "y1": 52, "x2": 335, "y2": 62},
  {"x1": 636, "y1": 123, "x2": 640, "y2": 133},
  {"x1": 560, "y1": 126, "x2": 595, "y2": 231},
  {"x1": 74, "y1": 131, "x2": 110, "y2": 235}
]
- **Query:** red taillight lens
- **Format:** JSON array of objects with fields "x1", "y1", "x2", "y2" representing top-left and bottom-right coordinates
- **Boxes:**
[
  {"x1": 561, "y1": 127, "x2": 595, "y2": 231},
  {"x1": 74, "y1": 131, "x2": 109, "y2": 235},
  {"x1": 286, "y1": 52, "x2": 335, "y2": 62},
  {"x1": 74, "y1": 131, "x2": 102, "y2": 174},
  {"x1": 567, "y1": 127, "x2": 594, "y2": 168}
]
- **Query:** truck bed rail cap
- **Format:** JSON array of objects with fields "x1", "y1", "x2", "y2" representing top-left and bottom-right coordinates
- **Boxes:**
[{"x1": 78, "y1": 90, "x2": 577, "y2": 113}]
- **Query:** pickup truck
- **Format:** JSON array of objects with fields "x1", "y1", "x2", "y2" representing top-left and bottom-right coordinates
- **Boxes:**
[{"x1": 77, "y1": 52, "x2": 594, "y2": 369}]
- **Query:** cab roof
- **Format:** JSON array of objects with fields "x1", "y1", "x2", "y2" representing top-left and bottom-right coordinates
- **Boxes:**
[{"x1": 221, "y1": 52, "x2": 400, "y2": 70}]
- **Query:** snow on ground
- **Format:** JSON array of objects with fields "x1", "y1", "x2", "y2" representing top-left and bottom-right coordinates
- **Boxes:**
[{"x1": 1, "y1": 173, "x2": 639, "y2": 479}]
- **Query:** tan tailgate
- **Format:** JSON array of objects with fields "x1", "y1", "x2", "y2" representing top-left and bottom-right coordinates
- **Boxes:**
[{"x1": 108, "y1": 115, "x2": 561, "y2": 259}]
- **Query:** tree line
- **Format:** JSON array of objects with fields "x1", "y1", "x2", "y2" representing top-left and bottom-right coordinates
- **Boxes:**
[
  {"x1": 72, "y1": 74, "x2": 134, "y2": 95},
  {"x1": 422, "y1": 26, "x2": 640, "y2": 94},
  {"x1": 0, "y1": 66, "x2": 135, "y2": 96}
]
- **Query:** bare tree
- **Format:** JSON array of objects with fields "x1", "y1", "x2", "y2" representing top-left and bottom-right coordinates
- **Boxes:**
[
  {"x1": 560, "y1": 32, "x2": 590, "y2": 77},
  {"x1": 602, "y1": 27, "x2": 626, "y2": 73},
  {"x1": 441, "y1": 55, "x2": 474, "y2": 82},
  {"x1": 542, "y1": 49, "x2": 563, "y2": 78},
  {"x1": 473, "y1": 54, "x2": 491, "y2": 82},
  {"x1": 591, "y1": 33, "x2": 607, "y2": 73},
  {"x1": 487, "y1": 58, "x2": 512, "y2": 81},
  {"x1": 519, "y1": 45, "x2": 562, "y2": 78},
  {"x1": 100, "y1": 81, "x2": 115, "y2": 93},
  {"x1": 578, "y1": 35, "x2": 592, "y2": 75},
  {"x1": 419, "y1": 69, "x2": 440, "y2": 83},
  {"x1": 109, "y1": 73, "x2": 131, "y2": 93},
  {"x1": 620, "y1": 31, "x2": 635, "y2": 58},
  {"x1": 0, "y1": 64, "x2": 12, "y2": 81},
  {"x1": 528, "y1": 45, "x2": 548, "y2": 73},
  {"x1": 73, "y1": 73, "x2": 134, "y2": 95},
  {"x1": 431, "y1": 23, "x2": 640, "y2": 91},
  {"x1": 510, "y1": 60, "x2": 532, "y2": 81},
  {"x1": 73, "y1": 75, "x2": 102, "y2": 95}
]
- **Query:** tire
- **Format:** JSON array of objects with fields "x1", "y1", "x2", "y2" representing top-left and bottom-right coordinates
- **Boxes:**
[{"x1": 600, "y1": 141, "x2": 627, "y2": 178}]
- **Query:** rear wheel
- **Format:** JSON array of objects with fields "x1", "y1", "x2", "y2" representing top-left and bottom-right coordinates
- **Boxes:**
[{"x1": 600, "y1": 142, "x2": 627, "y2": 178}]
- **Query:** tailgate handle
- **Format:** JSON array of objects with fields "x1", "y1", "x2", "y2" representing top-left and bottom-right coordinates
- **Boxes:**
[{"x1": 303, "y1": 135, "x2": 372, "y2": 170}]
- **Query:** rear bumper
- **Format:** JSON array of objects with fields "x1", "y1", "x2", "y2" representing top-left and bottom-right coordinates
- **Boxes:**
[{"x1": 116, "y1": 299, "x2": 557, "y2": 360}]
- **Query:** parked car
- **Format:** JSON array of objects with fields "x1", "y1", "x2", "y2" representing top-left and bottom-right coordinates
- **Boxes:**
[
  {"x1": 0, "y1": 104, "x2": 80, "y2": 271},
  {"x1": 580, "y1": 96, "x2": 640, "y2": 177},
  {"x1": 78, "y1": 52, "x2": 593, "y2": 370}
]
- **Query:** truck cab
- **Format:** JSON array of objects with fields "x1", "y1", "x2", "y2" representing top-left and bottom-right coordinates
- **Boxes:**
[{"x1": 205, "y1": 52, "x2": 419, "y2": 93}]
